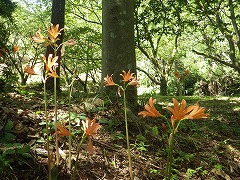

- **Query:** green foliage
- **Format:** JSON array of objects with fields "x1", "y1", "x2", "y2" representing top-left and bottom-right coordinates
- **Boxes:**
[
  {"x1": 0, "y1": 0, "x2": 17, "y2": 19},
  {"x1": 0, "y1": 120, "x2": 15, "y2": 143},
  {"x1": 186, "y1": 167, "x2": 203, "y2": 180},
  {"x1": 62, "y1": 0, "x2": 102, "y2": 93},
  {"x1": 99, "y1": 118, "x2": 117, "y2": 133},
  {"x1": 149, "y1": 169, "x2": 161, "y2": 174},
  {"x1": 0, "y1": 120, "x2": 32, "y2": 177}
]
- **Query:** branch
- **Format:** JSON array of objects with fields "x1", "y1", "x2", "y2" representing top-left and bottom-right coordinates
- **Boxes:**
[
  {"x1": 73, "y1": 12, "x2": 101, "y2": 25},
  {"x1": 136, "y1": 67, "x2": 161, "y2": 85},
  {"x1": 192, "y1": 49, "x2": 240, "y2": 73},
  {"x1": 216, "y1": 13, "x2": 236, "y2": 65},
  {"x1": 228, "y1": 0, "x2": 240, "y2": 51},
  {"x1": 61, "y1": 63, "x2": 86, "y2": 86}
]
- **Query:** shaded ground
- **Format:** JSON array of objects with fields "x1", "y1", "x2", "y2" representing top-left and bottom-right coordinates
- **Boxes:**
[{"x1": 0, "y1": 89, "x2": 240, "y2": 180}]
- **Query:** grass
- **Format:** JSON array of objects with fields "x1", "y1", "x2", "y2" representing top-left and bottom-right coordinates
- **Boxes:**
[{"x1": 138, "y1": 94, "x2": 240, "y2": 179}]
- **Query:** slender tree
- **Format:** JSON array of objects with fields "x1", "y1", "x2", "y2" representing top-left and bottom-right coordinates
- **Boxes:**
[{"x1": 46, "y1": 0, "x2": 65, "y2": 90}]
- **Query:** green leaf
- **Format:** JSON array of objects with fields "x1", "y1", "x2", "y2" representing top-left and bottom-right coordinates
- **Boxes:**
[
  {"x1": 136, "y1": 134, "x2": 147, "y2": 142},
  {"x1": 4, "y1": 120, "x2": 13, "y2": 132},
  {"x1": 5, "y1": 148, "x2": 15, "y2": 154},
  {"x1": 0, "y1": 133, "x2": 15, "y2": 143},
  {"x1": 150, "y1": 126, "x2": 159, "y2": 137},
  {"x1": 21, "y1": 153, "x2": 32, "y2": 159},
  {"x1": 91, "y1": 107, "x2": 107, "y2": 113},
  {"x1": 16, "y1": 145, "x2": 30, "y2": 154}
]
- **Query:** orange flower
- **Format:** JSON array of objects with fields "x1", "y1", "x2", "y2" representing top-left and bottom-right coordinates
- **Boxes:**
[
  {"x1": 174, "y1": 71, "x2": 182, "y2": 79},
  {"x1": 167, "y1": 98, "x2": 208, "y2": 128},
  {"x1": 64, "y1": 39, "x2": 77, "y2": 46},
  {"x1": 189, "y1": 102, "x2": 208, "y2": 119},
  {"x1": 13, "y1": 45, "x2": 20, "y2": 52},
  {"x1": 138, "y1": 97, "x2": 161, "y2": 117},
  {"x1": 82, "y1": 118, "x2": 101, "y2": 154},
  {"x1": 48, "y1": 24, "x2": 63, "y2": 41},
  {"x1": 104, "y1": 74, "x2": 116, "y2": 86},
  {"x1": 0, "y1": 48, "x2": 7, "y2": 57},
  {"x1": 24, "y1": 65, "x2": 37, "y2": 75},
  {"x1": 83, "y1": 118, "x2": 101, "y2": 137},
  {"x1": 167, "y1": 98, "x2": 194, "y2": 121},
  {"x1": 162, "y1": 123, "x2": 167, "y2": 133},
  {"x1": 41, "y1": 54, "x2": 58, "y2": 72},
  {"x1": 120, "y1": 70, "x2": 135, "y2": 82},
  {"x1": 55, "y1": 123, "x2": 70, "y2": 137},
  {"x1": 32, "y1": 29, "x2": 46, "y2": 44},
  {"x1": 185, "y1": 70, "x2": 190, "y2": 75},
  {"x1": 0, "y1": 48, "x2": 6, "y2": 53},
  {"x1": 129, "y1": 76, "x2": 140, "y2": 87},
  {"x1": 48, "y1": 71, "x2": 59, "y2": 78}
]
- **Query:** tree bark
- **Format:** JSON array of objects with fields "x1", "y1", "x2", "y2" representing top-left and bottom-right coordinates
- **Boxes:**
[
  {"x1": 102, "y1": 0, "x2": 137, "y2": 110},
  {"x1": 160, "y1": 75, "x2": 167, "y2": 96},
  {"x1": 46, "y1": 0, "x2": 65, "y2": 91}
]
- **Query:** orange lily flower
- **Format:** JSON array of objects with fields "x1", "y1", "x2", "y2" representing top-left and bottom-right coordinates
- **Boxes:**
[
  {"x1": 167, "y1": 98, "x2": 208, "y2": 128},
  {"x1": 55, "y1": 123, "x2": 70, "y2": 137},
  {"x1": 24, "y1": 65, "x2": 37, "y2": 75},
  {"x1": 120, "y1": 70, "x2": 135, "y2": 82},
  {"x1": 83, "y1": 118, "x2": 101, "y2": 137},
  {"x1": 32, "y1": 29, "x2": 46, "y2": 44},
  {"x1": 64, "y1": 39, "x2": 77, "y2": 46},
  {"x1": 104, "y1": 74, "x2": 116, "y2": 86},
  {"x1": 41, "y1": 54, "x2": 58, "y2": 72},
  {"x1": 13, "y1": 45, "x2": 20, "y2": 52},
  {"x1": 174, "y1": 71, "x2": 182, "y2": 79},
  {"x1": 167, "y1": 98, "x2": 194, "y2": 121},
  {"x1": 0, "y1": 48, "x2": 6, "y2": 53},
  {"x1": 138, "y1": 97, "x2": 161, "y2": 117},
  {"x1": 48, "y1": 24, "x2": 63, "y2": 41},
  {"x1": 82, "y1": 118, "x2": 101, "y2": 154},
  {"x1": 189, "y1": 102, "x2": 208, "y2": 119},
  {"x1": 129, "y1": 76, "x2": 140, "y2": 87},
  {"x1": 48, "y1": 71, "x2": 59, "y2": 78},
  {"x1": 0, "y1": 48, "x2": 7, "y2": 57},
  {"x1": 185, "y1": 70, "x2": 190, "y2": 75}
]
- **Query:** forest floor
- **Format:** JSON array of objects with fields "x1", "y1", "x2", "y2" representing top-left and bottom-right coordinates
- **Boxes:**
[{"x1": 0, "y1": 87, "x2": 240, "y2": 180}]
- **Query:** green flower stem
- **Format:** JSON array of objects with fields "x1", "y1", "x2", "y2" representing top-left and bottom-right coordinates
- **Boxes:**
[
  {"x1": 67, "y1": 80, "x2": 75, "y2": 169},
  {"x1": 73, "y1": 133, "x2": 86, "y2": 180},
  {"x1": 123, "y1": 88, "x2": 133, "y2": 180},
  {"x1": 44, "y1": 77, "x2": 51, "y2": 180},
  {"x1": 165, "y1": 120, "x2": 182, "y2": 180},
  {"x1": 165, "y1": 131, "x2": 175, "y2": 180},
  {"x1": 54, "y1": 77, "x2": 59, "y2": 165}
]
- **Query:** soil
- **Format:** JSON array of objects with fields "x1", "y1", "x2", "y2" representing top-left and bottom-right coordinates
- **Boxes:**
[{"x1": 0, "y1": 90, "x2": 240, "y2": 180}]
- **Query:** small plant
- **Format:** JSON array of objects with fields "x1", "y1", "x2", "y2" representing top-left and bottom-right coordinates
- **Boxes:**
[
  {"x1": 138, "y1": 97, "x2": 208, "y2": 179},
  {"x1": 104, "y1": 70, "x2": 139, "y2": 180}
]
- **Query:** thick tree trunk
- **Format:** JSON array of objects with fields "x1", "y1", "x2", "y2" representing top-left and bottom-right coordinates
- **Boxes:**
[
  {"x1": 102, "y1": 0, "x2": 137, "y2": 110},
  {"x1": 46, "y1": 0, "x2": 65, "y2": 91}
]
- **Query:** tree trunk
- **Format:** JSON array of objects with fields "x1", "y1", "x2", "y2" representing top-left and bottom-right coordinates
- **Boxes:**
[
  {"x1": 45, "y1": 0, "x2": 65, "y2": 91},
  {"x1": 102, "y1": 0, "x2": 137, "y2": 110},
  {"x1": 160, "y1": 75, "x2": 167, "y2": 96}
]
